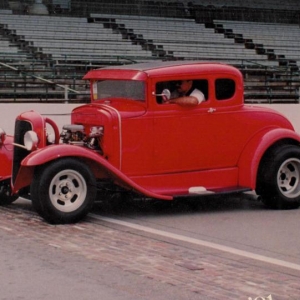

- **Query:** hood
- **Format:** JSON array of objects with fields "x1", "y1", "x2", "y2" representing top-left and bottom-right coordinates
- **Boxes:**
[
  {"x1": 71, "y1": 100, "x2": 146, "y2": 126},
  {"x1": 96, "y1": 99, "x2": 146, "y2": 118}
]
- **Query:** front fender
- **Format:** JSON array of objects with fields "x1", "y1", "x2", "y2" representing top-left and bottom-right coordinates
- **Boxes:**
[
  {"x1": 21, "y1": 144, "x2": 106, "y2": 167},
  {"x1": 0, "y1": 135, "x2": 14, "y2": 180},
  {"x1": 14, "y1": 144, "x2": 172, "y2": 200},
  {"x1": 238, "y1": 127, "x2": 300, "y2": 189}
]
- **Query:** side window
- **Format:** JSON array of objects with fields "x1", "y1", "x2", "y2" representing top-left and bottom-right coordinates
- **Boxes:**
[
  {"x1": 215, "y1": 79, "x2": 235, "y2": 100},
  {"x1": 155, "y1": 79, "x2": 209, "y2": 104}
]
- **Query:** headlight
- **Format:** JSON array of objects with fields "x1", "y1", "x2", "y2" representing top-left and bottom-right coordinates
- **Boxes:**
[
  {"x1": 24, "y1": 131, "x2": 38, "y2": 151},
  {"x1": 0, "y1": 128, "x2": 6, "y2": 145}
]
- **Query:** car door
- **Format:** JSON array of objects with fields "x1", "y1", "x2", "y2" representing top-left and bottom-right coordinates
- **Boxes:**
[{"x1": 151, "y1": 77, "x2": 247, "y2": 175}]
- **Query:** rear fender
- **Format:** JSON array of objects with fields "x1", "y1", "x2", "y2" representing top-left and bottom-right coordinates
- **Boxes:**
[
  {"x1": 238, "y1": 128, "x2": 300, "y2": 189},
  {"x1": 13, "y1": 144, "x2": 172, "y2": 200}
]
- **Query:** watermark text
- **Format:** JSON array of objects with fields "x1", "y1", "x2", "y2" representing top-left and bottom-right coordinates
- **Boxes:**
[{"x1": 248, "y1": 295, "x2": 273, "y2": 300}]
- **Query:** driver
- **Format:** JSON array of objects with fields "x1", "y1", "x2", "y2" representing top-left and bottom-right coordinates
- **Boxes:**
[{"x1": 164, "y1": 80, "x2": 205, "y2": 106}]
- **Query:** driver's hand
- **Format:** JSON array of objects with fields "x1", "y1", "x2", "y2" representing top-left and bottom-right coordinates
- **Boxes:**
[{"x1": 162, "y1": 95, "x2": 169, "y2": 103}]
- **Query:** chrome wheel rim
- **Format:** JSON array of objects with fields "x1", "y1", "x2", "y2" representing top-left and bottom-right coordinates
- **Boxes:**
[
  {"x1": 277, "y1": 158, "x2": 300, "y2": 198},
  {"x1": 49, "y1": 169, "x2": 87, "y2": 212}
]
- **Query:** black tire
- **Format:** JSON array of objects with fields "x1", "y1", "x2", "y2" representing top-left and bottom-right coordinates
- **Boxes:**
[
  {"x1": 256, "y1": 145, "x2": 300, "y2": 209},
  {"x1": 31, "y1": 158, "x2": 97, "y2": 224},
  {"x1": 0, "y1": 179, "x2": 18, "y2": 205}
]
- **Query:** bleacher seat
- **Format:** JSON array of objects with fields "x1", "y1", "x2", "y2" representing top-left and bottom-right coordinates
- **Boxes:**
[{"x1": 1, "y1": 7, "x2": 300, "y2": 103}]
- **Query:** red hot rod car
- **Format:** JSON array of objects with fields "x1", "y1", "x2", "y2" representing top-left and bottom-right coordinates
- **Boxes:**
[{"x1": 1, "y1": 61, "x2": 300, "y2": 224}]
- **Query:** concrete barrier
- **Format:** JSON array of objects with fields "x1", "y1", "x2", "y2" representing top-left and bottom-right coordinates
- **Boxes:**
[
  {"x1": 0, "y1": 103, "x2": 300, "y2": 135},
  {"x1": 0, "y1": 103, "x2": 79, "y2": 135},
  {"x1": 259, "y1": 104, "x2": 300, "y2": 133}
]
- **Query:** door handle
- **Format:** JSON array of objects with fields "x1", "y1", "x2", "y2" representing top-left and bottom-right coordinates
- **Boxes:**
[{"x1": 208, "y1": 108, "x2": 216, "y2": 113}]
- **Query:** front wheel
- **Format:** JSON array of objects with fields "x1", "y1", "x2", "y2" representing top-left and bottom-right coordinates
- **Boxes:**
[
  {"x1": 31, "y1": 158, "x2": 97, "y2": 224},
  {"x1": 257, "y1": 145, "x2": 300, "y2": 209}
]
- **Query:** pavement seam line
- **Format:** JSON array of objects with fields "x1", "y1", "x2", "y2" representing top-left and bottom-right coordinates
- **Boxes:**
[{"x1": 91, "y1": 214, "x2": 300, "y2": 272}]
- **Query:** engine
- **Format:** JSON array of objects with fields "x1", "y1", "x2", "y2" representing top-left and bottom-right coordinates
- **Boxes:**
[{"x1": 60, "y1": 124, "x2": 103, "y2": 152}]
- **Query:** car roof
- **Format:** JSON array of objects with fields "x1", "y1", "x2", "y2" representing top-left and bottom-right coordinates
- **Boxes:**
[{"x1": 83, "y1": 61, "x2": 241, "y2": 80}]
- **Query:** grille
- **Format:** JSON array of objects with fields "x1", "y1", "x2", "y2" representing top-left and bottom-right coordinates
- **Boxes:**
[{"x1": 12, "y1": 120, "x2": 32, "y2": 183}]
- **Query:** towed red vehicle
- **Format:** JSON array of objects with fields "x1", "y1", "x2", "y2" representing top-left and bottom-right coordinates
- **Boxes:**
[
  {"x1": 1, "y1": 61, "x2": 300, "y2": 224},
  {"x1": 0, "y1": 130, "x2": 18, "y2": 204}
]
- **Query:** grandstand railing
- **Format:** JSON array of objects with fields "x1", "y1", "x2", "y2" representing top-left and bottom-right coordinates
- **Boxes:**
[
  {"x1": 1, "y1": 57, "x2": 299, "y2": 104},
  {"x1": 240, "y1": 60, "x2": 300, "y2": 103},
  {"x1": 0, "y1": 60, "x2": 89, "y2": 103}
]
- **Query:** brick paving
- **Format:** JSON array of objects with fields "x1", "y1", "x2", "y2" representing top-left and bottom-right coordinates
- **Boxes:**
[{"x1": 1, "y1": 202, "x2": 300, "y2": 300}]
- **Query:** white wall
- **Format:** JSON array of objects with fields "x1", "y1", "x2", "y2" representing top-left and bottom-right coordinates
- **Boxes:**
[
  {"x1": 0, "y1": 103, "x2": 300, "y2": 135},
  {"x1": 256, "y1": 104, "x2": 300, "y2": 134},
  {"x1": 0, "y1": 104, "x2": 79, "y2": 135}
]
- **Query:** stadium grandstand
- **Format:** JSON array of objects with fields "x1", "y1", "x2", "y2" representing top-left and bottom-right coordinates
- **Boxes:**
[{"x1": 1, "y1": 0, "x2": 300, "y2": 103}]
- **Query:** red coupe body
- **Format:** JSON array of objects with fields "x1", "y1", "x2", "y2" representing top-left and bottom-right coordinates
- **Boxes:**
[{"x1": 1, "y1": 61, "x2": 300, "y2": 223}]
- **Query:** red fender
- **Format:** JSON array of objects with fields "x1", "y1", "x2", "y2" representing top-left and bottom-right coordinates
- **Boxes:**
[
  {"x1": 238, "y1": 127, "x2": 300, "y2": 189},
  {"x1": 13, "y1": 144, "x2": 172, "y2": 200},
  {"x1": 0, "y1": 135, "x2": 14, "y2": 180}
]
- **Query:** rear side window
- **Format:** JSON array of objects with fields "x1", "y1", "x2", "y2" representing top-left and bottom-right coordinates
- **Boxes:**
[{"x1": 215, "y1": 79, "x2": 235, "y2": 100}]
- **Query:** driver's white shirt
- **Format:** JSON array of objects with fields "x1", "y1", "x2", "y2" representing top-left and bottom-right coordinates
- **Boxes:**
[
  {"x1": 190, "y1": 88, "x2": 205, "y2": 104},
  {"x1": 171, "y1": 88, "x2": 205, "y2": 104}
]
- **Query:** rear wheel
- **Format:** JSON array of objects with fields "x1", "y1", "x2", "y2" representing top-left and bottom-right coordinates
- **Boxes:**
[
  {"x1": 31, "y1": 158, "x2": 97, "y2": 224},
  {"x1": 256, "y1": 145, "x2": 300, "y2": 209}
]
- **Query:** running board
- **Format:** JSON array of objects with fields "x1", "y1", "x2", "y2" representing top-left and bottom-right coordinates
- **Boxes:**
[{"x1": 173, "y1": 186, "x2": 251, "y2": 199}]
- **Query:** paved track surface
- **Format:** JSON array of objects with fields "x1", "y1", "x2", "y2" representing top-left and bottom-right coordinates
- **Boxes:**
[{"x1": 1, "y1": 197, "x2": 300, "y2": 299}]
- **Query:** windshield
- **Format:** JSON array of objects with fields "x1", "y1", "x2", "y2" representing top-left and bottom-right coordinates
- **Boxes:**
[{"x1": 93, "y1": 80, "x2": 145, "y2": 101}]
